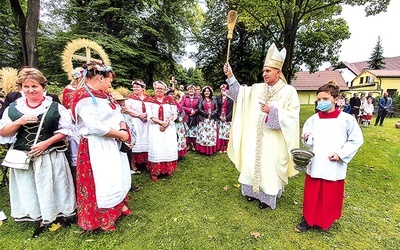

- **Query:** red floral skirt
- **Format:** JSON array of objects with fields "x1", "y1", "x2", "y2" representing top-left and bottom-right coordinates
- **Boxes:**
[
  {"x1": 196, "y1": 144, "x2": 218, "y2": 155},
  {"x1": 76, "y1": 138, "x2": 129, "y2": 231},
  {"x1": 362, "y1": 114, "x2": 372, "y2": 121},
  {"x1": 216, "y1": 139, "x2": 229, "y2": 152},
  {"x1": 132, "y1": 152, "x2": 148, "y2": 165},
  {"x1": 147, "y1": 161, "x2": 177, "y2": 181},
  {"x1": 178, "y1": 148, "x2": 188, "y2": 158}
]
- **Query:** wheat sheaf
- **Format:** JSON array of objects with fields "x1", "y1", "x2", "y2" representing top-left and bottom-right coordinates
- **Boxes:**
[
  {"x1": 61, "y1": 38, "x2": 111, "y2": 80},
  {"x1": 0, "y1": 67, "x2": 19, "y2": 96}
]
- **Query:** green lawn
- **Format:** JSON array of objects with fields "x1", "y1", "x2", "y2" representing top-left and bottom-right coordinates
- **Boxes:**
[{"x1": 0, "y1": 105, "x2": 399, "y2": 250}]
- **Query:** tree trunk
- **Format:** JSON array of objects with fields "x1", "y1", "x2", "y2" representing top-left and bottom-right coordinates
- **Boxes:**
[
  {"x1": 25, "y1": 0, "x2": 40, "y2": 67},
  {"x1": 282, "y1": 10, "x2": 300, "y2": 85},
  {"x1": 9, "y1": 0, "x2": 27, "y2": 65},
  {"x1": 9, "y1": 0, "x2": 40, "y2": 67}
]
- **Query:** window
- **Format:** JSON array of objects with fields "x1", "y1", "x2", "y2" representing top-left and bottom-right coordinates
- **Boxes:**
[
  {"x1": 366, "y1": 76, "x2": 373, "y2": 83},
  {"x1": 359, "y1": 77, "x2": 364, "y2": 84},
  {"x1": 387, "y1": 89, "x2": 397, "y2": 97}
]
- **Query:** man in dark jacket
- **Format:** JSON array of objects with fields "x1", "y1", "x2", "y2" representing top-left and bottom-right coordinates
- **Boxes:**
[
  {"x1": 349, "y1": 93, "x2": 361, "y2": 117},
  {"x1": 374, "y1": 92, "x2": 392, "y2": 126}
]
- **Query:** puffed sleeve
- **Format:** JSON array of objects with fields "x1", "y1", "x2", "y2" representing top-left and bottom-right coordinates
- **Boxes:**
[
  {"x1": 55, "y1": 104, "x2": 73, "y2": 136},
  {"x1": 0, "y1": 107, "x2": 17, "y2": 144},
  {"x1": 77, "y1": 101, "x2": 112, "y2": 136}
]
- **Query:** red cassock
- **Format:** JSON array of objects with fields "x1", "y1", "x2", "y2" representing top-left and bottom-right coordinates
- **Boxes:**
[{"x1": 302, "y1": 174, "x2": 345, "y2": 230}]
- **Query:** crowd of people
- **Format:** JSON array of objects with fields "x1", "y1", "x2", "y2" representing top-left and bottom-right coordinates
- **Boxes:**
[
  {"x1": 0, "y1": 61, "x2": 235, "y2": 237},
  {"x1": 335, "y1": 90, "x2": 392, "y2": 127},
  {"x1": 7, "y1": 43, "x2": 399, "y2": 237}
]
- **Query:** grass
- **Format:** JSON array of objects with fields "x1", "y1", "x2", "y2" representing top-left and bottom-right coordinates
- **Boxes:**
[{"x1": 0, "y1": 105, "x2": 399, "y2": 249}]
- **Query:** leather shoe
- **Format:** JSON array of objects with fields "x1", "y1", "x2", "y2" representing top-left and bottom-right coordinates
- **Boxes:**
[
  {"x1": 295, "y1": 220, "x2": 311, "y2": 233},
  {"x1": 65, "y1": 216, "x2": 77, "y2": 225},
  {"x1": 258, "y1": 202, "x2": 269, "y2": 209},
  {"x1": 131, "y1": 185, "x2": 140, "y2": 192},
  {"x1": 246, "y1": 196, "x2": 256, "y2": 202},
  {"x1": 32, "y1": 225, "x2": 45, "y2": 238}
]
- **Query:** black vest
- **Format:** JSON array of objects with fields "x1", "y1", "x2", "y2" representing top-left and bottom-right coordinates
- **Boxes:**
[{"x1": 8, "y1": 102, "x2": 66, "y2": 151}]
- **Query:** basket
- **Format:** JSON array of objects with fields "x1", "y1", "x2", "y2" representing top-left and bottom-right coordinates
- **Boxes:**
[{"x1": 291, "y1": 148, "x2": 315, "y2": 172}]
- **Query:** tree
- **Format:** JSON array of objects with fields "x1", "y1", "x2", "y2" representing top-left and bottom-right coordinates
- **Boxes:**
[
  {"x1": 186, "y1": 68, "x2": 204, "y2": 87},
  {"x1": 192, "y1": 1, "x2": 263, "y2": 87},
  {"x1": 9, "y1": 0, "x2": 40, "y2": 67},
  {"x1": 193, "y1": 0, "x2": 229, "y2": 86},
  {"x1": 368, "y1": 36, "x2": 385, "y2": 70},
  {"x1": 225, "y1": 0, "x2": 390, "y2": 83},
  {"x1": 169, "y1": 65, "x2": 205, "y2": 88},
  {"x1": 0, "y1": 0, "x2": 22, "y2": 68},
  {"x1": 41, "y1": 0, "x2": 199, "y2": 88}
]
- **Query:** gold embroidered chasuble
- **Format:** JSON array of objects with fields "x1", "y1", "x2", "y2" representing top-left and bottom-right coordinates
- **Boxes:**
[{"x1": 227, "y1": 79, "x2": 300, "y2": 195}]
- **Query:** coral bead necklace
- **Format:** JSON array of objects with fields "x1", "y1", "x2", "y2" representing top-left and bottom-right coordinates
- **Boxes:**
[{"x1": 26, "y1": 97, "x2": 45, "y2": 109}]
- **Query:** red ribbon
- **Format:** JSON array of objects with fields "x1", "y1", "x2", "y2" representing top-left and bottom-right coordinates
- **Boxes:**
[{"x1": 158, "y1": 105, "x2": 164, "y2": 121}]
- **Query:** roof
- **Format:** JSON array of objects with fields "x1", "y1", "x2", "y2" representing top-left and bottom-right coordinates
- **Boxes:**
[
  {"x1": 291, "y1": 71, "x2": 349, "y2": 91},
  {"x1": 333, "y1": 56, "x2": 400, "y2": 75},
  {"x1": 365, "y1": 69, "x2": 400, "y2": 77}
]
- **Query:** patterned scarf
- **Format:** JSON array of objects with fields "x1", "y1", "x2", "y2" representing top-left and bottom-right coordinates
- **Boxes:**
[
  {"x1": 153, "y1": 95, "x2": 174, "y2": 121},
  {"x1": 71, "y1": 85, "x2": 117, "y2": 120},
  {"x1": 128, "y1": 93, "x2": 152, "y2": 113}
]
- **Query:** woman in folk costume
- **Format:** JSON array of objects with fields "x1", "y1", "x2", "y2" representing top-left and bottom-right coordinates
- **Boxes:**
[
  {"x1": 62, "y1": 67, "x2": 83, "y2": 108},
  {"x1": 361, "y1": 97, "x2": 374, "y2": 127},
  {"x1": 196, "y1": 86, "x2": 219, "y2": 155},
  {"x1": 216, "y1": 84, "x2": 234, "y2": 153},
  {"x1": 195, "y1": 86, "x2": 202, "y2": 98},
  {"x1": 167, "y1": 88, "x2": 187, "y2": 158},
  {"x1": 223, "y1": 43, "x2": 300, "y2": 209},
  {"x1": 296, "y1": 82, "x2": 363, "y2": 233},
  {"x1": 125, "y1": 79, "x2": 152, "y2": 173},
  {"x1": 147, "y1": 81, "x2": 178, "y2": 181},
  {"x1": 71, "y1": 62, "x2": 131, "y2": 232},
  {"x1": 0, "y1": 67, "x2": 75, "y2": 237},
  {"x1": 357, "y1": 93, "x2": 366, "y2": 124},
  {"x1": 62, "y1": 67, "x2": 84, "y2": 182},
  {"x1": 181, "y1": 85, "x2": 200, "y2": 151}
]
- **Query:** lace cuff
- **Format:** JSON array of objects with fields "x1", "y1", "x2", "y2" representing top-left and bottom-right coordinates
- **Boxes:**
[
  {"x1": 225, "y1": 76, "x2": 240, "y2": 102},
  {"x1": 265, "y1": 106, "x2": 280, "y2": 130}
]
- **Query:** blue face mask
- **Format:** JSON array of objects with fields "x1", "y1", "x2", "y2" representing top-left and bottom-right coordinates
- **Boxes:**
[{"x1": 316, "y1": 100, "x2": 333, "y2": 112}]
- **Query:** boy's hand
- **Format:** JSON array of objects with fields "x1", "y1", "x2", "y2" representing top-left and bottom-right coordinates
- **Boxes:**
[{"x1": 329, "y1": 153, "x2": 340, "y2": 161}]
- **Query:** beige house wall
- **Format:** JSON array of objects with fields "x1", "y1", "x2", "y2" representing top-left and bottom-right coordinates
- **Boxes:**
[
  {"x1": 295, "y1": 71, "x2": 400, "y2": 104},
  {"x1": 298, "y1": 91, "x2": 317, "y2": 105},
  {"x1": 352, "y1": 71, "x2": 400, "y2": 95},
  {"x1": 379, "y1": 78, "x2": 400, "y2": 92}
]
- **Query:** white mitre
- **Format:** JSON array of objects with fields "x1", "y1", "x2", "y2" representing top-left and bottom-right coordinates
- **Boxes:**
[{"x1": 263, "y1": 43, "x2": 287, "y2": 82}]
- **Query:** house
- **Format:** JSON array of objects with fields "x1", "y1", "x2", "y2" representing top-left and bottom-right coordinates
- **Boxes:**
[
  {"x1": 351, "y1": 69, "x2": 400, "y2": 97},
  {"x1": 293, "y1": 56, "x2": 400, "y2": 104},
  {"x1": 291, "y1": 71, "x2": 349, "y2": 104},
  {"x1": 332, "y1": 56, "x2": 400, "y2": 88}
]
